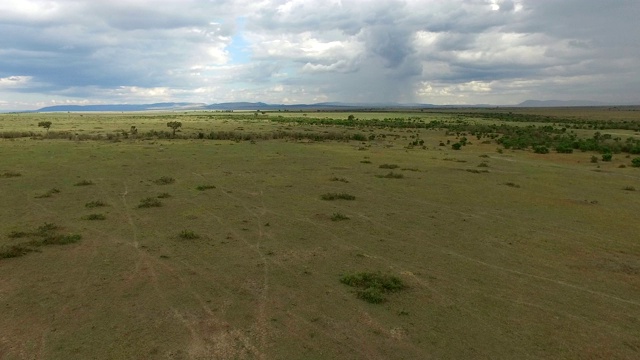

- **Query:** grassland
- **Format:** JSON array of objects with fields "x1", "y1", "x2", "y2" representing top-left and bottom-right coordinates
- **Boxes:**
[{"x1": 1, "y1": 108, "x2": 639, "y2": 359}]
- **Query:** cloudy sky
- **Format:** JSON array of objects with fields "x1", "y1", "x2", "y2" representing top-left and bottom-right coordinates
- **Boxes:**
[{"x1": 1, "y1": 0, "x2": 638, "y2": 110}]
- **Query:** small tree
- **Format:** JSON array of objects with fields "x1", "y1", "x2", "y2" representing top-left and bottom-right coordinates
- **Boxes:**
[
  {"x1": 38, "y1": 121, "x2": 52, "y2": 133},
  {"x1": 166, "y1": 121, "x2": 182, "y2": 136}
]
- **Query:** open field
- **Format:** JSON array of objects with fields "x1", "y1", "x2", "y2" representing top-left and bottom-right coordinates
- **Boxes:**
[{"x1": 1, "y1": 109, "x2": 640, "y2": 359}]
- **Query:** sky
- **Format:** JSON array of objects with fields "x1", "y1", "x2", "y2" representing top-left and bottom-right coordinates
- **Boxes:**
[{"x1": 1, "y1": 0, "x2": 639, "y2": 110}]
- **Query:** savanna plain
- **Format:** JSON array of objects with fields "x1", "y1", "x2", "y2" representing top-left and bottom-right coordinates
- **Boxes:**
[{"x1": 1, "y1": 107, "x2": 639, "y2": 359}]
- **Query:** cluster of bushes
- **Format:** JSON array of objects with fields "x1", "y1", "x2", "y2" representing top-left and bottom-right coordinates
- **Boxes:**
[{"x1": 1, "y1": 223, "x2": 82, "y2": 260}]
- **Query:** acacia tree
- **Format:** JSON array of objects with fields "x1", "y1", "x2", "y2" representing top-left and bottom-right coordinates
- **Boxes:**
[
  {"x1": 166, "y1": 121, "x2": 182, "y2": 136},
  {"x1": 38, "y1": 121, "x2": 52, "y2": 133}
]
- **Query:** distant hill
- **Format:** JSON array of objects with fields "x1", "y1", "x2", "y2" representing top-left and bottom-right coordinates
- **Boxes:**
[
  {"x1": 36, "y1": 100, "x2": 622, "y2": 112},
  {"x1": 516, "y1": 100, "x2": 609, "y2": 107},
  {"x1": 36, "y1": 102, "x2": 206, "y2": 112}
]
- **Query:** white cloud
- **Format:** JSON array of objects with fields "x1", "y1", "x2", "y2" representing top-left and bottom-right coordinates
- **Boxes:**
[{"x1": 1, "y1": 0, "x2": 639, "y2": 110}]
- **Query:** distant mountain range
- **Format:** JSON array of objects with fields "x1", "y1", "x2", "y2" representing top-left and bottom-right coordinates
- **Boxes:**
[{"x1": 27, "y1": 100, "x2": 623, "y2": 112}]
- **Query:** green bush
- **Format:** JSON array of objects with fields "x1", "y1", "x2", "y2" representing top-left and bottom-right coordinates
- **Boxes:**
[
  {"x1": 35, "y1": 188, "x2": 60, "y2": 198},
  {"x1": 85, "y1": 200, "x2": 108, "y2": 208},
  {"x1": 82, "y1": 214, "x2": 106, "y2": 220},
  {"x1": 379, "y1": 164, "x2": 399, "y2": 169},
  {"x1": 0, "y1": 171, "x2": 21, "y2": 178},
  {"x1": 631, "y1": 157, "x2": 640, "y2": 167},
  {"x1": 533, "y1": 145, "x2": 549, "y2": 154},
  {"x1": 590, "y1": 155, "x2": 598, "y2": 163},
  {"x1": 340, "y1": 272, "x2": 405, "y2": 304},
  {"x1": 321, "y1": 193, "x2": 355, "y2": 200},
  {"x1": 138, "y1": 197, "x2": 162, "y2": 208},
  {"x1": 74, "y1": 179, "x2": 94, "y2": 186},
  {"x1": 330, "y1": 177, "x2": 349, "y2": 183},
  {"x1": 331, "y1": 213, "x2": 350, "y2": 221},
  {"x1": 153, "y1": 176, "x2": 175, "y2": 185},
  {"x1": 451, "y1": 143, "x2": 462, "y2": 150},
  {"x1": 179, "y1": 230, "x2": 199, "y2": 239},
  {"x1": 0, "y1": 245, "x2": 36, "y2": 259},
  {"x1": 375, "y1": 172, "x2": 404, "y2": 179},
  {"x1": 602, "y1": 153, "x2": 613, "y2": 162},
  {"x1": 555, "y1": 145, "x2": 573, "y2": 153},
  {"x1": 196, "y1": 185, "x2": 216, "y2": 191}
]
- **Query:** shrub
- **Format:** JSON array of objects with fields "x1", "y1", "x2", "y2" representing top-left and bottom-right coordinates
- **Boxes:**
[
  {"x1": 466, "y1": 169, "x2": 489, "y2": 174},
  {"x1": 379, "y1": 164, "x2": 399, "y2": 169},
  {"x1": 85, "y1": 200, "x2": 108, "y2": 208},
  {"x1": 35, "y1": 188, "x2": 60, "y2": 198},
  {"x1": 179, "y1": 230, "x2": 200, "y2": 239},
  {"x1": 166, "y1": 121, "x2": 182, "y2": 136},
  {"x1": 196, "y1": 185, "x2": 216, "y2": 191},
  {"x1": 555, "y1": 145, "x2": 573, "y2": 153},
  {"x1": 602, "y1": 153, "x2": 613, "y2": 162},
  {"x1": 331, "y1": 213, "x2": 350, "y2": 221},
  {"x1": 503, "y1": 182, "x2": 521, "y2": 188},
  {"x1": 533, "y1": 145, "x2": 549, "y2": 154},
  {"x1": 477, "y1": 162, "x2": 489, "y2": 167},
  {"x1": 340, "y1": 272, "x2": 405, "y2": 304},
  {"x1": 631, "y1": 157, "x2": 640, "y2": 167},
  {"x1": 153, "y1": 176, "x2": 175, "y2": 185},
  {"x1": 451, "y1": 143, "x2": 462, "y2": 150},
  {"x1": 321, "y1": 193, "x2": 355, "y2": 200},
  {"x1": 376, "y1": 172, "x2": 404, "y2": 179},
  {"x1": 82, "y1": 214, "x2": 106, "y2": 220},
  {"x1": 0, "y1": 245, "x2": 36, "y2": 259},
  {"x1": 38, "y1": 121, "x2": 52, "y2": 132},
  {"x1": 360, "y1": 160, "x2": 372, "y2": 164},
  {"x1": 590, "y1": 155, "x2": 598, "y2": 163},
  {"x1": 0, "y1": 171, "x2": 21, "y2": 178},
  {"x1": 36, "y1": 223, "x2": 58, "y2": 236},
  {"x1": 40, "y1": 234, "x2": 82, "y2": 246},
  {"x1": 7, "y1": 231, "x2": 29, "y2": 238},
  {"x1": 74, "y1": 179, "x2": 94, "y2": 186},
  {"x1": 623, "y1": 186, "x2": 636, "y2": 191},
  {"x1": 330, "y1": 177, "x2": 349, "y2": 183},
  {"x1": 138, "y1": 197, "x2": 162, "y2": 208}
]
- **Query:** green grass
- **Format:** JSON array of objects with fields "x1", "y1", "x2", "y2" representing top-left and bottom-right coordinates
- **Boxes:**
[{"x1": 1, "y1": 110, "x2": 640, "y2": 359}]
